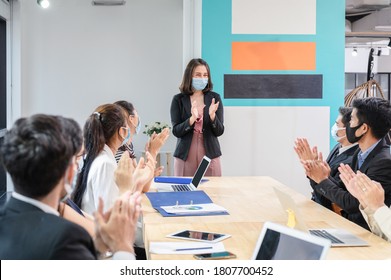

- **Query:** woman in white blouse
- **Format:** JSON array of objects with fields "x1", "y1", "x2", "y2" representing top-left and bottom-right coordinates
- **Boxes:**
[{"x1": 72, "y1": 103, "x2": 154, "y2": 214}]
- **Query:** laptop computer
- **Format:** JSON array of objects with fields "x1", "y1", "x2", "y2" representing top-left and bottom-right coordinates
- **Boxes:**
[
  {"x1": 251, "y1": 221, "x2": 331, "y2": 260},
  {"x1": 273, "y1": 187, "x2": 369, "y2": 247},
  {"x1": 155, "y1": 156, "x2": 211, "y2": 192}
]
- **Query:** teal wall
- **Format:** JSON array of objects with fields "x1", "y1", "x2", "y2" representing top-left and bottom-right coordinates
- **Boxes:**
[{"x1": 202, "y1": 0, "x2": 345, "y2": 147}]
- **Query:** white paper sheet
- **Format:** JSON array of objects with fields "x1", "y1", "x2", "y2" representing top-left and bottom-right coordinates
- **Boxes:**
[
  {"x1": 149, "y1": 242, "x2": 225, "y2": 254},
  {"x1": 161, "y1": 203, "x2": 227, "y2": 215}
]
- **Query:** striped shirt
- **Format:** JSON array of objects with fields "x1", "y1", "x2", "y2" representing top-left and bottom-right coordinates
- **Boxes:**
[{"x1": 115, "y1": 142, "x2": 136, "y2": 163}]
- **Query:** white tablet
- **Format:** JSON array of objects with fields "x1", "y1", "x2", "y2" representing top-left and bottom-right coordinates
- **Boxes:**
[{"x1": 167, "y1": 230, "x2": 231, "y2": 243}]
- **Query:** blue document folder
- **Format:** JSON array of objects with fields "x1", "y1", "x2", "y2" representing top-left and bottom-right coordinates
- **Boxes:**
[
  {"x1": 145, "y1": 190, "x2": 229, "y2": 217},
  {"x1": 154, "y1": 176, "x2": 209, "y2": 184}
]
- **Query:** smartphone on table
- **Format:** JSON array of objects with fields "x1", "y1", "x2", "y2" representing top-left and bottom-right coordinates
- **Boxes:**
[{"x1": 194, "y1": 251, "x2": 236, "y2": 260}]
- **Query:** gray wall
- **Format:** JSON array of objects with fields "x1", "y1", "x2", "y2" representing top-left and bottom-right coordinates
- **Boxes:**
[{"x1": 17, "y1": 0, "x2": 182, "y2": 160}]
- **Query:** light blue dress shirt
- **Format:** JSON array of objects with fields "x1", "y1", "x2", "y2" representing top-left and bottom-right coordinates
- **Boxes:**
[{"x1": 357, "y1": 139, "x2": 381, "y2": 169}]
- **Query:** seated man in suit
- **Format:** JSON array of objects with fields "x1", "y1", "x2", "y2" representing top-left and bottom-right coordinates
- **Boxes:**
[
  {"x1": 295, "y1": 106, "x2": 359, "y2": 211},
  {"x1": 0, "y1": 114, "x2": 140, "y2": 259},
  {"x1": 301, "y1": 97, "x2": 391, "y2": 230}
]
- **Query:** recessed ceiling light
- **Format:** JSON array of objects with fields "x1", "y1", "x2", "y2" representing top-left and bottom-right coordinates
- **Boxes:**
[{"x1": 37, "y1": 0, "x2": 50, "y2": 9}]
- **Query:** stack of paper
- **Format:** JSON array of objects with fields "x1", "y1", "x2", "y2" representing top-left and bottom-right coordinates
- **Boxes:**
[
  {"x1": 161, "y1": 203, "x2": 227, "y2": 215},
  {"x1": 149, "y1": 241, "x2": 225, "y2": 254}
]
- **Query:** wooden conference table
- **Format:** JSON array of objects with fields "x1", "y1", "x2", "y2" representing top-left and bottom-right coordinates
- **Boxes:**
[{"x1": 141, "y1": 176, "x2": 391, "y2": 260}]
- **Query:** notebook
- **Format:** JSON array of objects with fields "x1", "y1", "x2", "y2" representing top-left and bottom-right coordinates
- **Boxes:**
[
  {"x1": 251, "y1": 221, "x2": 331, "y2": 260},
  {"x1": 273, "y1": 187, "x2": 369, "y2": 247},
  {"x1": 145, "y1": 190, "x2": 229, "y2": 217},
  {"x1": 155, "y1": 156, "x2": 211, "y2": 192}
]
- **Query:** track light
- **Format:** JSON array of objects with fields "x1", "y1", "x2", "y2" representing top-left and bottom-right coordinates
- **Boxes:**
[
  {"x1": 352, "y1": 48, "x2": 358, "y2": 56},
  {"x1": 388, "y1": 38, "x2": 391, "y2": 49},
  {"x1": 92, "y1": 0, "x2": 126, "y2": 5},
  {"x1": 37, "y1": 0, "x2": 50, "y2": 9}
]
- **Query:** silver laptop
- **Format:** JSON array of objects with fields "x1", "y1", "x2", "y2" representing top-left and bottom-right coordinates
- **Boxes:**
[
  {"x1": 155, "y1": 156, "x2": 211, "y2": 192},
  {"x1": 251, "y1": 221, "x2": 331, "y2": 260},
  {"x1": 273, "y1": 187, "x2": 369, "y2": 247}
]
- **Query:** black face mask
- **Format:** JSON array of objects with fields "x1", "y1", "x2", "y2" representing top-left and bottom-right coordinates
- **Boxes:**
[{"x1": 346, "y1": 123, "x2": 364, "y2": 143}]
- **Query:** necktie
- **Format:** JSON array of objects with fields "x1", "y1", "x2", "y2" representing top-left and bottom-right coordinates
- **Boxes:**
[{"x1": 334, "y1": 148, "x2": 339, "y2": 158}]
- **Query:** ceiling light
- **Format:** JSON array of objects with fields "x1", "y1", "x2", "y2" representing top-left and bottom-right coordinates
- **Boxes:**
[
  {"x1": 92, "y1": 0, "x2": 126, "y2": 6},
  {"x1": 37, "y1": 0, "x2": 50, "y2": 9},
  {"x1": 388, "y1": 38, "x2": 391, "y2": 50},
  {"x1": 352, "y1": 48, "x2": 358, "y2": 56}
]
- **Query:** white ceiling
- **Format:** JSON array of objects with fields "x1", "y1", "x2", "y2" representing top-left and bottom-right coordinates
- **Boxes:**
[
  {"x1": 345, "y1": 0, "x2": 391, "y2": 46},
  {"x1": 346, "y1": 0, "x2": 391, "y2": 15}
]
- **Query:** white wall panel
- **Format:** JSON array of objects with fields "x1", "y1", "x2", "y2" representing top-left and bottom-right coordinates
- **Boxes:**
[
  {"x1": 221, "y1": 106, "x2": 330, "y2": 197},
  {"x1": 232, "y1": 0, "x2": 316, "y2": 34}
]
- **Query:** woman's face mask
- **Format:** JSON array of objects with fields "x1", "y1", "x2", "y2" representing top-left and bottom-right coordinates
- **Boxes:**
[
  {"x1": 129, "y1": 114, "x2": 141, "y2": 135},
  {"x1": 120, "y1": 127, "x2": 131, "y2": 146},
  {"x1": 192, "y1": 78, "x2": 208, "y2": 91},
  {"x1": 134, "y1": 117, "x2": 141, "y2": 135}
]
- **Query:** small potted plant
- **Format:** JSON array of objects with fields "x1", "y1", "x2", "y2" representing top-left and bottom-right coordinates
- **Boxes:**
[{"x1": 143, "y1": 121, "x2": 171, "y2": 137}]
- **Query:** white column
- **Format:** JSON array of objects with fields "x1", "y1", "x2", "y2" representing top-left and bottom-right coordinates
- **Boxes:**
[{"x1": 182, "y1": 0, "x2": 202, "y2": 71}]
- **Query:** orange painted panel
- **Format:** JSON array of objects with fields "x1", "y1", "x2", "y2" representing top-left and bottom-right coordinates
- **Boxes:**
[{"x1": 232, "y1": 42, "x2": 316, "y2": 71}]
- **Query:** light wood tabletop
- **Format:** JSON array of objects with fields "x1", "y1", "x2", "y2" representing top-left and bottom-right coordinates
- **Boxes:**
[{"x1": 142, "y1": 176, "x2": 391, "y2": 260}]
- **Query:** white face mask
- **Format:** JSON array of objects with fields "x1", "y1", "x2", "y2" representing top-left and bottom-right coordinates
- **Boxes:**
[
  {"x1": 61, "y1": 183, "x2": 76, "y2": 202},
  {"x1": 60, "y1": 161, "x2": 77, "y2": 202},
  {"x1": 330, "y1": 123, "x2": 346, "y2": 142},
  {"x1": 77, "y1": 157, "x2": 84, "y2": 173},
  {"x1": 60, "y1": 182, "x2": 73, "y2": 203}
]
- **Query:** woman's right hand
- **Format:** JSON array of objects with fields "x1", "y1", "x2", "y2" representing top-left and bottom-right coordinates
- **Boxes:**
[
  {"x1": 146, "y1": 127, "x2": 170, "y2": 158},
  {"x1": 114, "y1": 152, "x2": 134, "y2": 194},
  {"x1": 132, "y1": 152, "x2": 156, "y2": 193},
  {"x1": 189, "y1": 100, "x2": 199, "y2": 125}
]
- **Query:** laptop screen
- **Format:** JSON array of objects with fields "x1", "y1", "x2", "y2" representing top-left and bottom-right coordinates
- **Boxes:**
[
  {"x1": 191, "y1": 156, "x2": 211, "y2": 187},
  {"x1": 252, "y1": 222, "x2": 331, "y2": 260}
]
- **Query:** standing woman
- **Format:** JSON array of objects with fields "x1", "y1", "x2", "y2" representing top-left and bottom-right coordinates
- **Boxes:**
[
  {"x1": 171, "y1": 58, "x2": 224, "y2": 176},
  {"x1": 72, "y1": 103, "x2": 132, "y2": 214}
]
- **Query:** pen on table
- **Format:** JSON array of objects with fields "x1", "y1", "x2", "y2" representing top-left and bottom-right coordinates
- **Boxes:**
[{"x1": 175, "y1": 246, "x2": 213, "y2": 251}]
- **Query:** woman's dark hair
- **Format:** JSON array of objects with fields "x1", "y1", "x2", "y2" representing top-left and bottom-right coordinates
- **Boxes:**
[
  {"x1": 72, "y1": 103, "x2": 127, "y2": 208},
  {"x1": 114, "y1": 100, "x2": 135, "y2": 116},
  {"x1": 179, "y1": 58, "x2": 213, "y2": 95}
]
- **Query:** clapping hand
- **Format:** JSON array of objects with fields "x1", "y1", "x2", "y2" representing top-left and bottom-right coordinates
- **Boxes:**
[
  {"x1": 114, "y1": 151, "x2": 135, "y2": 194},
  {"x1": 355, "y1": 172, "x2": 385, "y2": 211},
  {"x1": 339, "y1": 163, "x2": 358, "y2": 194},
  {"x1": 94, "y1": 191, "x2": 142, "y2": 255},
  {"x1": 342, "y1": 168, "x2": 386, "y2": 211},
  {"x1": 145, "y1": 127, "x2": 170, "y2": 158},
  {"x1": 294, "y1": 138, "x2": 319, "y2": 161},
  {"x1": 191, "y1": 100, "x2": 199, "y2": 118},
  {"x1": 132, "y1": 152, "x2": 156, "y2": 193},
  {"x1": 209, "y1": 98, "x2": 219, "y2": 121},
  {"x1": 301, "y1": 152, "x2": 330, "y2": 183}
]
